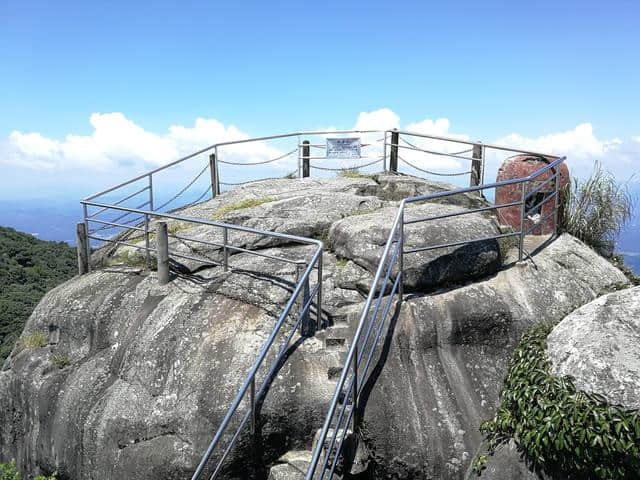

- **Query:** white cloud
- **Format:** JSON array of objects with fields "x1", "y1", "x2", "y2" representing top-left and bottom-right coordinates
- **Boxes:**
[
  {"x1": 2, "y1": 109, "x2": 638, "y2": 201},
  {"x1": 493, "y1": 123, "x2": 639, "y2": 181},
  {"x1": 353, "y1": 108, "x2": 400, "y2": 131}
]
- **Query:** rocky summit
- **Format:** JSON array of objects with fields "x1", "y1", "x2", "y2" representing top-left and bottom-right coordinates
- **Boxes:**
[{"x1": 0, "y1": 174, "x2": 630, "y2": 479}]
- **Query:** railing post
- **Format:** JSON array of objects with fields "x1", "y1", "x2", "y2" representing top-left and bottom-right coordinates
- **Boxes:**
[
  {"x1": 398, "y1": 208, "x2": 404, "y2": 298},
  {"x1": 144, "y1": 213, "x2": 150, "y2": 267},
  {"x1": 519, "y1": 182, "x2": 526, "y2": 262},
  {"x1": 470, "y1": 143, "x2": 483, "y2": 189},
  {"x1": 223, "y1": 227, "x2": 229, "y2": 271},
  {"x1": 383, "y1": 131, "x2": 388, "y2": 171},
  {"x1": 553, "y1": 168, "x2": 560, "y2": 237},
  {"x1": 157, "y1": 222, "x2": 170, "y2": 284},
  {"x1": 148, "y1": 174, "x2": 154, "y2": 211},
  {"x1": 316, "y1": 253, "x2": 323, "y2": 331},
  {"x1": 302, "y1": 140, "x2": 310, "y2": 178},
  {"x1": 390, "y1": 130, "x2": 399, "y2": 173},
  {"x1": 209, "y1": 153, "x2": 218, "y2": 199},
  {"x1": 76, "y1": 222, "x2": 89, "y2": 275},
  {"x1": 82, "y1": 203, "x2": 91, "y2": 272}
]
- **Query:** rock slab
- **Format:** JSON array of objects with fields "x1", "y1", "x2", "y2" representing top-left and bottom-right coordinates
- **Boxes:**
[{"x1": 547, "y1": 285, "x2": 640, "y2": 409}]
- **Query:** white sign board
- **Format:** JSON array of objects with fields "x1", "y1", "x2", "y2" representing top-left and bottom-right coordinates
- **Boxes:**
[{"x1": 326, "y1": 137, "x2": 361, "y2": 159}]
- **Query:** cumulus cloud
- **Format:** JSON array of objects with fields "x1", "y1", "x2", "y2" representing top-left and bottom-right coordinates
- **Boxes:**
[
  {"x1": 493, "y1": 123, "x2": 638, "y2": 181},
  {"x1": 3, "y1": 113, "x2": 287, "y2": 173},
  {"x1": 1, "y1": 109, "x2": 638, "y2": 200}
]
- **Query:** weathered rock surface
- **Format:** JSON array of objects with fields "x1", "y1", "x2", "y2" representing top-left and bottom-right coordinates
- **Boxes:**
[
  {"x1": 330, "y1": 203, "x2": 502, "y2": 291},
  {"x1": 0, "y1": 173, "x2": 630, "y2": 480},
  {"x1": 358, "y1": 235, "x2": 628, "y2": 479},
  {"x1": 547, "y1": 285, "x2": 640, "y2": 409}
]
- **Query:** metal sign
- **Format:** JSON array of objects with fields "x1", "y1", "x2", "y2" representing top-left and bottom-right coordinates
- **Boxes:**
[{"x1": 326, "y1": 137, "x2": 361, "y2": 159}]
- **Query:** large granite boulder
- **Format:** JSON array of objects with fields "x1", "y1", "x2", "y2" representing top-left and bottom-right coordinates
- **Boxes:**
[
  {"x1": 0, "y1": 173, "x2": 630, "y2": 480},
  {"x1": 330, "y1": 203, "x2": 502, "y2": 292},
  {"x1": 358, "y1": 235, "x2": 628, "y2": 479},
  {"x1": 547, "y1": 285, "x2": 640, "y2": 410}
]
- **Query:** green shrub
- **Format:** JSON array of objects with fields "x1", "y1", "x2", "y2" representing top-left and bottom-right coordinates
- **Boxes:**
[
  {"x1": 559, "y1": 162, "x2": 634, "y2": 258},
  {"x1": 51, "y1": 352, "x2": 71, "y2": 369},
  {"x1": 0, "y1": 460, "x2": 56, "y2": 480},
  {"x1": 475, "y1": 323, "x2": 640, "y2": 479},
  {"x1": 0, "y1": 460, "x2": 20, "y2": 480}
]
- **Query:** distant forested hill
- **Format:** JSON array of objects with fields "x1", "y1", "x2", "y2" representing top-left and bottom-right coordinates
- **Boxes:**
[{"x1": 0, "y1": 226, "x2": 77, "y2": 361}]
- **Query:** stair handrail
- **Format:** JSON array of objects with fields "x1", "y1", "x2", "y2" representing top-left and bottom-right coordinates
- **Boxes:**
[{"x1": 305, "y1": 155, "x2": 567, "y2": 479}]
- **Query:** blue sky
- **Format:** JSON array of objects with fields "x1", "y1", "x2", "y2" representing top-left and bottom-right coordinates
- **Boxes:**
[{"x1": 1, "y1": 0, "x2": 639, "y2": 200}]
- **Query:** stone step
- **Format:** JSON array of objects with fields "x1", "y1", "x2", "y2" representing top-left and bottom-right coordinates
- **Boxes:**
[{"x1": 325, "y1": 337, "x2": 346, "y2": 349}]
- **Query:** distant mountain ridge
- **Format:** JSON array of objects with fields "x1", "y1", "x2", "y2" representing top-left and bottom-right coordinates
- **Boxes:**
[{"x1": 0, "y1": 226, "x2": 77, "y2": 361}]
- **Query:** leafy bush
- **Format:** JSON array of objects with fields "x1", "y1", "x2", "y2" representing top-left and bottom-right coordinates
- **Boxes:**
[
  {"x1": 0, "y1": 460, "x2": 20, "y2": 480},
  {"x1": 559, "y1": 162, "x2": 634, "y2": 258},
  {"x1": 0, "y1": 460, "x2": 57, "y2": 480},
  {"x1": 475, "y1": 323, "x2": 640, "y2": 479}
]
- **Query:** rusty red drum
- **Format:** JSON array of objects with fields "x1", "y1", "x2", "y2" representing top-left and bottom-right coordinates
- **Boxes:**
[{"x1": 495, "y1": 155, "x2": 570, "y2": 235}]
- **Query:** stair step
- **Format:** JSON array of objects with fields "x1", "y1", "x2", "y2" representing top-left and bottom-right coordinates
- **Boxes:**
[{"x1": 325, "y1": 337, "x2": 346, "y2": 349}]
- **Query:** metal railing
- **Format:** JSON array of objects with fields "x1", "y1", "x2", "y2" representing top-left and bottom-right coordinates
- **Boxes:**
[
  {"x1": 78, "y1": 126, "x2": 564, "y2": 479},
  {"x1": 305, "y1": 155, "x2": 566, "y2": 479}
]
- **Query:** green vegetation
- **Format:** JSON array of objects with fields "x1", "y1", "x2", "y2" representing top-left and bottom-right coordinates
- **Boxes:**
[
  {"x1": 168, "y1": 222, "x2": 191, "y2": 234},
  {"x1": 337, "y1": 169, "x2": 376, "y2": 180},
  {"x1": 19, "y1": 331, "x2": 47, "y2": 350},
  {"x1": 107, "y1": 249, "x2": 153, "y2": 269},
  {"x1": 0, "y1": 227, "x2": 76, "y2": 362},
  {"x1": 0, "y1": 459, "x2": 57, "y2": 479},
  {"x1": 212, "y1": 197, "x2": 275, "y2": 220},
  {"x1": 336, "y1": 257, "x2": 349, "y2": 267},
  {"x1": 559, "y1": 162, "x2": 634, "y2": 258},
  {"x1": 51, "y1": 352, "x2": 71, "y2": 369},
  {"x1": 475, "y1": 323, "x2": 640, "y2": 479},
  {"x1": 610, "y1": 254, "x2": 640, "y2": 286}
]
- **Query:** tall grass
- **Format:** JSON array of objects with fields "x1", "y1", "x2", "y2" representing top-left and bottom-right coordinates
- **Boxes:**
[{"x1": 559, "y1": 162, "x2": 634, "y2": 258}]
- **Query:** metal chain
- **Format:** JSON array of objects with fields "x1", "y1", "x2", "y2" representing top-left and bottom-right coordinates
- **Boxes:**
[
  {"x1": 310, "y1": 157, "x2": 383, "y2": 172},
  {"x1": 398, "y1": 155, "x2": 472, "y2": 176},
  {"x1": 93, "y1": 201, "x2": 148, "y2": 232},
  {"x1": 217, "y1": 148, "x2": 297, "y2": 166},
  {"x1": 220, "y1": 170, "x2": 298, "y2": 186},
  {"x1": 400, "y1": 136, "x2": 473, "y2": 156},
  {"x1": 155, "y1": 161, "x2": 210, "y2": 212}
]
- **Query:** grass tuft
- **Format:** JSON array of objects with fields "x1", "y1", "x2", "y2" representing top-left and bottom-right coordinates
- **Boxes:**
[
  {"x1": 338, "y1": 169, "x2": 376, "y2": 180},
  {"x1": 51, "y1": 352, "x2": 71, "y2": 369},
  {"x1": 20, "y1": 331, "x2": 47, "y2": 350},
  {"x1": 559, "y1": 162, "x2": 634, "y2": 258},
  {"x1": 336, "y1": 258, "x2": 349, "y2": 267},
  {"x1": 212, "y1": 197, "x2": 275, "y2": 220}
]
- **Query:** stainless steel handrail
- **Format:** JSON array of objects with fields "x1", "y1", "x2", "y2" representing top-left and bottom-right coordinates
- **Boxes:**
[
  {"x1": 79, "y1": 127, "x2": 564, "y2": 479},
  {"x1": 305, "y1": 156, "x2": 566, "y2": 479},
  {"x1": 191, "y1": 247, "x2": 323, "y2": 479}
]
